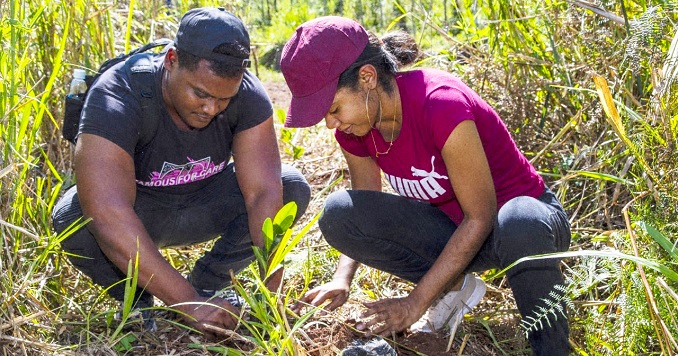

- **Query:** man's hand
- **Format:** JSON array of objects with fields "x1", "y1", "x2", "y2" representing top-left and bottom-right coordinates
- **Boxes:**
[
  {"x1": 175, "y1": 296, "x2": 242, "y2": 339},
  {"x1": 291, "y1": 279, "x2": 351, "y2": 315}
]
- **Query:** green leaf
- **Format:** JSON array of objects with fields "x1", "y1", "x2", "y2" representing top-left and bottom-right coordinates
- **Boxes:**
[
  {"x1": 114, "y1": 333, "x2": 136, "y2": 351},
  {"x1": 273, "y1": 201, "x2": 297, "y2": 235},
  {"x1": 267, "y1": 228, "x2": 294, "y2": 276},
  {"x1": 497, "y1": 250, "x2": 678, "y2": 283},
  {"x1": 262, "y1": 217, "x2": 274, "y2": 253},
  {"x1": 569, "y1": 170, "x2": 634, "y2": 184},
  {"x1": 637, "y1": 221, "x2": 678, "y2": 262},
  {"x1": 292, "y1": 146, "x2": 305, "y2": 160},
  {"x1": 275, "y1": 108, "x2": 286, "y2": 125}
]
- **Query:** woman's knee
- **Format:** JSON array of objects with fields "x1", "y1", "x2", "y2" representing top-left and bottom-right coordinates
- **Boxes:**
[
  {"x1": 495, "y1": 197, "x2": 563, "y2": 260},
  {"x1": 318, "y1": 190, "x2": 355, "y2": 246}
]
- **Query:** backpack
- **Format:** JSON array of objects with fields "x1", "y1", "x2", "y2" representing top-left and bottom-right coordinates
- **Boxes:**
[{"x1": 62, "y1": 39, "x2": 173, "y2": 145}]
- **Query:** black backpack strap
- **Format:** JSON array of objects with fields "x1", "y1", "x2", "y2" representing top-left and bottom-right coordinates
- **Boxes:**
[
  {"x1": 125, "y1": 52, "x2": 162, "y2": 151},
  {"x1": 127, "y1": 38, "x2": 173, "y2": 56}
]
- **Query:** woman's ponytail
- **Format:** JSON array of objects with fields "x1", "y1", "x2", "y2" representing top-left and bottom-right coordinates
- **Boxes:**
[{"x1": 381, "y1": 31, "x2": 420, "y2": 68}]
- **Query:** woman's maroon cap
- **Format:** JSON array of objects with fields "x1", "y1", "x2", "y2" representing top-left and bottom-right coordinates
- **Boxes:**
[{"x1": 280, "y1": 17, "x2": 368, "y2": 127}]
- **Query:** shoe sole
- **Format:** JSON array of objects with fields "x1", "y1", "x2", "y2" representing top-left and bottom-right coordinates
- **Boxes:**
[{"x1": 446, "y1": 275, "x2": 486, "y2": 338}]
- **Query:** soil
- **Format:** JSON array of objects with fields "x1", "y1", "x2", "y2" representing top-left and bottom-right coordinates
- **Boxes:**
[
  {"x1": 116, "y1": 304, "x2": 528, "y2": 355},
  {"x1": 262, "y1": 79, "x2": 293, "y2": 110}
]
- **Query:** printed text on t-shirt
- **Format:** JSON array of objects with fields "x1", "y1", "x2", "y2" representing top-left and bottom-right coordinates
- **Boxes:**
[
  {"x1": 384, "y1": 156, "x2": 449, "y2": 200},
  {"x1": 137, "y1": 157, "x2": 226, "y2": 187}
]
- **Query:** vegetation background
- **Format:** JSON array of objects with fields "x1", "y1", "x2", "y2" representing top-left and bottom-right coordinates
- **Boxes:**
[{"x1": 1, "y1": 0, "x2": 677, "y2": 354}]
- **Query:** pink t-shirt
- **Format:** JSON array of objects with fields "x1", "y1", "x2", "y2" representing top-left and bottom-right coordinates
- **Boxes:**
[{"x1": 336, "y1": 69, "x2": 544, "y2": 225}]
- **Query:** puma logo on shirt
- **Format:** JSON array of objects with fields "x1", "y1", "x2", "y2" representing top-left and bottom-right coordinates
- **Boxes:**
[{"x1": 384, "y1": 156, "x2": 448, "y2": 200}]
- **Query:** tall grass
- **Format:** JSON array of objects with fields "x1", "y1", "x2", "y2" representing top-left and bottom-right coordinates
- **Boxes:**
[{"x1": 1, "y1": 0, "x2": 677, "y2": 354}]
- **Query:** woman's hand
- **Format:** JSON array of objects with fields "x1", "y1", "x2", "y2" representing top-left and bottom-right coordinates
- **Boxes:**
[
  {"x1": 356, "y1": 296, "x2": 426, "y2": 337},
  {"x1": 291, "y1": 279, "x2": 351, "y2": 314}
]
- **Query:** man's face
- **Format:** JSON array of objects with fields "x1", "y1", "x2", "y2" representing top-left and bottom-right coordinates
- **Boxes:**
[{"x1": 163, "y1": 50, "x2": 243, "y2": 130}]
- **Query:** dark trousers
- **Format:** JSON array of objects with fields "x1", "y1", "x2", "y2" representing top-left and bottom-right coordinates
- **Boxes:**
[
  {"x1": 319, "y1": 188, "x2": 571, "y2": 356},
  {"x1": 52, "y1": 163, "x2": 311, "y2": 302}
]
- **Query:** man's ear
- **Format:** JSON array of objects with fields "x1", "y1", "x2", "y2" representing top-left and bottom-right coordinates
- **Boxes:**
[{"x1": 163, "y1": 48, "x2": 178, "y2": 70}]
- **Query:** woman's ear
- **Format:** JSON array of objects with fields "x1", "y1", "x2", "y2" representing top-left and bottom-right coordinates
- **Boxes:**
[{"x1": 358, "y1": 64, "x2": 378, "y2": 90}]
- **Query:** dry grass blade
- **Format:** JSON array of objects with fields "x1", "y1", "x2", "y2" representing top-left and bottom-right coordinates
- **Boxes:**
[
  {"x1": 0, "y1": 163, "x2": 17, "y2": 179},
  {"x1": 0, "y1": 218, "x2": 40, "y2": 242},
  {"x1": 201, "y1": 324, "x2": 255, "y2": 346},
  {"x1": 657, "y1": 278, "x2": 678, "y2": 303},
  {"x1": 593, "y1": 75, "x2": 659, "y2": 183},
  {"x1": 568, "y1": 0, "x2": 626, "y2": 24},
  {"x1": 0, "y1": 334, "x2": 69, "y2": 354},
  {"x1": 0, "y1": 310, "x2": 51, "y2": 331}
]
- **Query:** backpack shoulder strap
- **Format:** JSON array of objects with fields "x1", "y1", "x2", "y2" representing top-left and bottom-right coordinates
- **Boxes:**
[{"x1": 125, "y1": 52, "x2": 161, "y2": 151}]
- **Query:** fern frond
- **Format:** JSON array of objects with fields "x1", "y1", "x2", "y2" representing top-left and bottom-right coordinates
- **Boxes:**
[{"x1": 520, "y1": 284, "x2": 570, "y2": 335}]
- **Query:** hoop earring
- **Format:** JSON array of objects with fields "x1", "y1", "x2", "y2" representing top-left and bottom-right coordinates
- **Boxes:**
[{"x1": 365, "y1": 88, "x2": 372, "y2": 127}]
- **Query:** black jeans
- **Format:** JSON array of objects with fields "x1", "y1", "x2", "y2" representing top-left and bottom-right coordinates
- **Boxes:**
[
  {"x1": 319, "y1": 188, "x2": 571, "y2": 356},
  {"x1": 52, "y1": 163, "x2": 311, "y2": 301}
]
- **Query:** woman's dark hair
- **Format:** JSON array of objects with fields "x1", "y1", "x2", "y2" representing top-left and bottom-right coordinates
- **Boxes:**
[
  {"x1": 381, "y1": 31, "x2": 420, "y2": 67},
  {"x1": 337, "y1": 30, "x2": 420, "y2": 94},
  {"x1": 176, "y1": 42, "x2": 249, "y2": 78}
]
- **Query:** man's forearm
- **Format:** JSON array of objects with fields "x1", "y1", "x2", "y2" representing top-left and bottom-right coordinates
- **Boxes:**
[
  {"x1": 244, "y1": 190, "x2": 283, "y2": 249},
  {"x1": 88, "y1": 210, "x2": 198, "y2": 306}
]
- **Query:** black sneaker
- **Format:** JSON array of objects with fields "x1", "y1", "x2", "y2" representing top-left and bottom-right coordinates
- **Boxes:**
[
  {"x1": 114, "y1": 294, "x2": 157, "y2": 332},
  {"x1": 186, "y1": 274, "x2": 247, "y2": 309},
  {"x1": 195, "y1": 287, "x2": 247, "y2": 309}
]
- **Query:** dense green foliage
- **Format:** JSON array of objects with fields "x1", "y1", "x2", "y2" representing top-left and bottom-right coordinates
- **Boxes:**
[{"x1": 1, "y1": 0, "x2": 677, "y2": 354}]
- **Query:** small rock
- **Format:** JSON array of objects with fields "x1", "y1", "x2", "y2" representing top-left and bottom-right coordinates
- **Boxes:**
[{"x1": 340, "y1": 338, "x2": 397, "y2": 356}]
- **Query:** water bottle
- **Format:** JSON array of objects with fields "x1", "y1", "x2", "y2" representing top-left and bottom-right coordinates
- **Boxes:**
[
  {"x1": 63, "y1": 69, "x2": 88, "y2": 142},
  {"x1": 68, "y1": 69, "x2": 87, "y2": 99}
]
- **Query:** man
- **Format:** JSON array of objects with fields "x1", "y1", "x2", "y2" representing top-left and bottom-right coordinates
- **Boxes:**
[{"x1": 52, "y1": 7, "x2": 310, "y2": 337}]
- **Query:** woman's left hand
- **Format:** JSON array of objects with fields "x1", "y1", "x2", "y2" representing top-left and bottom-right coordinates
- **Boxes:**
[{"x1": 356, "y1": 296, "x2": 423, "y2": 337}]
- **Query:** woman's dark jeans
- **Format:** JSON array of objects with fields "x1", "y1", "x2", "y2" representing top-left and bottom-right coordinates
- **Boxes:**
[
  {"x1": 319, "y1": 188, "x2": 571, "y2": 356},
  {"x1": 52, "y1": 163, "x2": 310, "y2": 302}
]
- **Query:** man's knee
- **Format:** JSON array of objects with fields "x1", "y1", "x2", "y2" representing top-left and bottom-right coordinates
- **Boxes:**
[
  {"x1": 281, "y1": 165, "x2": 311, "y2": 220},
  {"x1": 52, "y1": 185, "x2": 83, "y2": 234}
]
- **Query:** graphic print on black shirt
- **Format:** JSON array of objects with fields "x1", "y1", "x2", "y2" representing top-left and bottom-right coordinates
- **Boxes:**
[{"x1": 136, "y1": 156, "x2": 227, "y2": 187}]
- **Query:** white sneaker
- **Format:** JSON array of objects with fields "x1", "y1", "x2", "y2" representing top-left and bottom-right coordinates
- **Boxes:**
[{"x1": 410, "y1": 274, "x2": 486, "y2": 336}]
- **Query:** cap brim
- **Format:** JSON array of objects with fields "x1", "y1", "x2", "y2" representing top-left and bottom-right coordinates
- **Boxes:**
[{"x1": 284, "y1": 77, "x2": 338, "y2": 128}]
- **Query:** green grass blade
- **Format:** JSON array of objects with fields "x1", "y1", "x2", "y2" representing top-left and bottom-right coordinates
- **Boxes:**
[{"x1": 637, "y1": 221, "x2": 678, "y2": 262}]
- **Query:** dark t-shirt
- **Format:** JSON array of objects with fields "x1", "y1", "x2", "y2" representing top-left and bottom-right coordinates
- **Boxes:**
[{"x1": 79, "y1": 53, "x2": 273, "y2": 195}]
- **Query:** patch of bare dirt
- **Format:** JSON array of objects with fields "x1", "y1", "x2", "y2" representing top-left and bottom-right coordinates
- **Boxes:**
[
  {"x1": 263, "y1": 79, "x2": 293, "y2": 112},
  {"x1": 294, "y1": 311, "x2": 528, "y2": 355}
]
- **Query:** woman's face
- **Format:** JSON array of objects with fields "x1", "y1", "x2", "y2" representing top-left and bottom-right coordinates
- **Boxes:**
[{"x1": 324, "y1": 86, "x2": 377, "y2": 137}]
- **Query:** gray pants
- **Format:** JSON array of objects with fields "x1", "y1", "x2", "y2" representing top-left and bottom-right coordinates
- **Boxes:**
[
  {"x1": 52, "y1": 163, "x2": 311, "y2": 302},
  {"x1": 319, "y1": 188, "x2": 571, "y2": 356}
]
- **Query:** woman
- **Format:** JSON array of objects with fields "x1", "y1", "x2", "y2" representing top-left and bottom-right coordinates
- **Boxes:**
[{"x1": 281, "y1": 17, "x2": 571, "y2": 355}]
